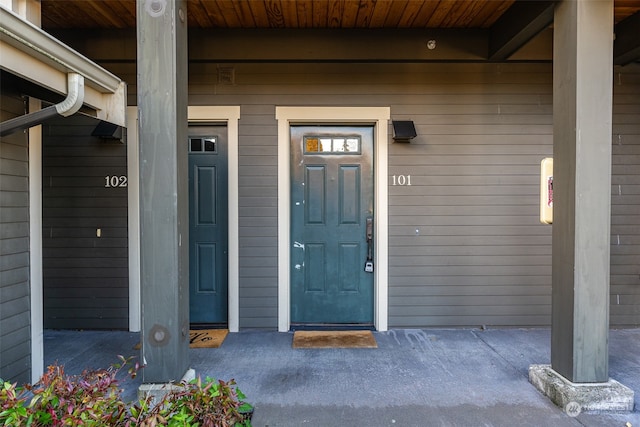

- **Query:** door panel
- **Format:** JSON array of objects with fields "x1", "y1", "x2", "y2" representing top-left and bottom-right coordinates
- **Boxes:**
[
  {"x1": 195, "y1": 166, "x2": 216, "y2": 224},
  {"x1": 290, "y1": 125, "x2": 374, "y2": 325},
  {"x1": 196, "y1": 243, "x2": 216, "y2": 292},
  {"x1": 340, "y1": 166, "x2": 360, "y2": 223},
  {"x1": 305, "y1": 243, "x2": 326, "y2": 292},
  {"x1": 188, "y1": 126, "x2": 228, "y2": 325}
]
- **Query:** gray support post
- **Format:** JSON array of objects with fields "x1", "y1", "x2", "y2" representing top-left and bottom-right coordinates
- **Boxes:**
[
  {"x1": 550, "y1": 0, "x2": 613, "y2": 384},
  {"x1": 528, "y1": 0, "x2": 633, "y2": 412},
  {"x1": 136, "y1": 0, "x2": 190, "y2": 383}
]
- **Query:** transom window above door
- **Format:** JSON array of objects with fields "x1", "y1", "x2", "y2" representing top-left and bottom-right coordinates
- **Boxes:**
[
  {"x1": 304, "y1": 135, "x2": 361, "y2": 154},
  {"x1": 189, "y1": 137, "x2": 217, "y2": 153}
]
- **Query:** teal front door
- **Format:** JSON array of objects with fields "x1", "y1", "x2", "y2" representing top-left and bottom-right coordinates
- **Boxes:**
[
  {"x1": 188, "y1": 125, "x2": 228, "y2": 325},
  {"x1": 290, "y1": 125, "x2": 374, "y2": 325}
]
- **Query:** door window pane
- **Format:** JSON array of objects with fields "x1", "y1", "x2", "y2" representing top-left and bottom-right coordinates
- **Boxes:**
[
  {"x1": 304, "y1": 135, "x2": 361, "y2": 154},
  {"x1": 189, "y1": 136, "x2": 217, "y2": 153},
  {"x1": 190, "y1": 138, "x2": 202, "y2": 152},
  {"x1": 204, "y1": 138, "x2": 216, "y2": 152}
]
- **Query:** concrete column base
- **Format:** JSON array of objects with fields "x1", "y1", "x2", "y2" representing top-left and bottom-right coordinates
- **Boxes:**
[
  {"x1": 138, "y1": 368, "x2": 196, "y2": 403},
  {"x1": 529, "y1": 364, "x2": 634, "y2": 414}
]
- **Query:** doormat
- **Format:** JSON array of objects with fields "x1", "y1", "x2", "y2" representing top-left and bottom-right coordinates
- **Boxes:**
[
  {"x1": 292, "y1": 330, "x2": 377, "y2": 349},
  {"x1": 133, "y1": 329, "x2": 228, "y2": 350},
  {"x1": 189, "y1": 329, "x2": 228, "y2": 348}
]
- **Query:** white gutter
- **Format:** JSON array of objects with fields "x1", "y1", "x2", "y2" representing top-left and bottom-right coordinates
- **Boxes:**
[
  {"x1": 0, "y1": 6, "x2": 119, "y2": 93},
  {"x1": 0, "y1": 73, "x2": 84, "y2": 136},
  {"x1": 0, "y1": 5, "x2": 126, "y2": 126},
  {"x1": 55, "y1": 73, "x2": 84, "y2": 116}
]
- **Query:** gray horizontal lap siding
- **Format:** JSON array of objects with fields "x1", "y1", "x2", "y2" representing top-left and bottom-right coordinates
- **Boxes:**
[
  {"x1": 193, "y1": 62, "x2": 556, "y2": 328},
  {"x1": 236, "y1": 104, "x2": 279, "y2": 328},
  {"x1": 611, "y1": 67, "x2": 640, "y2": 327},
  {"x1": 88, "y1": 50, "x2": 639, "y2": 328},
  {"x1": 42, "y1": 115, "x2": 128, "y2": 330},
  {"x1": 0, "y1": 92, "x2": 31, "y2": 383},
  {"x1": 385, "y1": 66, "x2": 553, "y2": 327},
  {"x1": 193, "y1": 61, "x2": 639, "y2": 328}
]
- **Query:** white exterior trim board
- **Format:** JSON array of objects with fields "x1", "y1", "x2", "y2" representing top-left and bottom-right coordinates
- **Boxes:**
[
  {"x1": 127, "y1": 107, "x2": 141, "y2": 331},
  {"x1": 275, "y1": 106, "x2": 390, "y2": 332},
  {"x1": 29, "y1": 99, "x2": 43, "y2": 382}
]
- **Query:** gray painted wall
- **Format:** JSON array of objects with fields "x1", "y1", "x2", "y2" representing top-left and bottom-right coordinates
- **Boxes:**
[
  {"x1": 197, "y1": 62, "x2": 557, "y2": 328},
  {"x1": 193, "y1": 61, "x2": 639, "y2": 328},
  {"x1": 0, "y1": 91, "x2": 31, "y2": 383},
  {"x1": 47, "y1": 30, "x2": 640, "y2": 329},
  {"x1": 42, "y1": 115, "x2": 129, "y2": 330},
  {"x1": 611, "y1": 66, "x2": 640, "y2": 327}
]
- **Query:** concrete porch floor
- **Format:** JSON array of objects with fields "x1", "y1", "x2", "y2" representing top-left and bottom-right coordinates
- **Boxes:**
[{"x1": 44, "y1": 328, "x2": 639, "y2": 427}]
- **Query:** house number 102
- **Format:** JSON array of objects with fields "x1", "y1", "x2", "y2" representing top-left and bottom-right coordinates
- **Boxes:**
[
  {"x1": 391, "y1": 175, "x2": 412, "y2": 186},
  {"x1": 104, "y1": 175, "x2": 128, "y2": 188}
]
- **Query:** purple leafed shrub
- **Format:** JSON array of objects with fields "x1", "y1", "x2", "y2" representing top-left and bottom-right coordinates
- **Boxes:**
[{"x1": 0, "y1": 356, "x2": 252, "y2": 427}]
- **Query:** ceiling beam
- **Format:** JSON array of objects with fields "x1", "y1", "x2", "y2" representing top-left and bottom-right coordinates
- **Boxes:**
[
  {"x1": 188, "y1": 28, "x2": 488, "y2": 62},
  {"x1": 614, "y1": 11, "x2": 640, "y2": 66},
  {"x1": 488, "y1": 1, "x2": 556, "y2": 61}
]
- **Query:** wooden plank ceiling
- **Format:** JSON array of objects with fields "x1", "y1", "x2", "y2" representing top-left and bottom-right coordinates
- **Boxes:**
[{"x1": 39, "y1": 0, "x2": 640, "y2": 30}]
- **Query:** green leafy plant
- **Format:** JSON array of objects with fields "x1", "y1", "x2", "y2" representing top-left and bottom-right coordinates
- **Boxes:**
[
  {"x1": 129, "y1": 377, "x2": 253, "y2": 427},
  {"x1": 0, "y1": 357, "x2": 252, "y2": 427}
]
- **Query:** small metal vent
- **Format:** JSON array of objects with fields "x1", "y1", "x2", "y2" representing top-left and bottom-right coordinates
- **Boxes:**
[{"x1": 218, "y1": 67, "x2": 235, "y2": 85}]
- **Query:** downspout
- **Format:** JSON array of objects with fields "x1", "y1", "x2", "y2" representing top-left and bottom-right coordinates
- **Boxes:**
[{"x1": 0, "y1": 72, "x2": 84, "y2": 137}]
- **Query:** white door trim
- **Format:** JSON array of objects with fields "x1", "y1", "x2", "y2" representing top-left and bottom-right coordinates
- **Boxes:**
[
  {"x1": 127, "y1": 105, "x2": 241, "y2": 333},
  {"x1": 275, "y1": 106, "x2": 390, "y2": 332},
  {"x1": 126, "y1": 107, "x2": 141, "y2": 332},
  {"x1": 29, "y1": 98, "x2": 44, "y2": 382}
]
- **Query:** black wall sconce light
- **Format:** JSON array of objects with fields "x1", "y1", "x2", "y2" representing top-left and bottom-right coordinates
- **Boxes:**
[
  {"x1": 92, "y1": 120, "x2": 124, "y2": 142},
  {"x1": 392, "y1": 120, "x2": 417, "y2": 143}
]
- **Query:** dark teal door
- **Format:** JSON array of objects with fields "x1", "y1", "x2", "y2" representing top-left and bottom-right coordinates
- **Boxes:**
[
  {"x1": 290, "y1": 125, "x2": 374, "y2": 325},
  {"x1": 188, "y1": 126, "x2": 228, "y2": 325}
]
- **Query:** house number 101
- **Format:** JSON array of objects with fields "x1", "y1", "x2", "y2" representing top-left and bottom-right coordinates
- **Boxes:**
[
  {"x1": 391, "y1": 175, "x2": 412, "y2": 186},
  {"x1": 104, "y1": 175, "x2": 128, "y2": 188}
]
